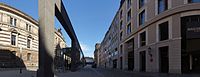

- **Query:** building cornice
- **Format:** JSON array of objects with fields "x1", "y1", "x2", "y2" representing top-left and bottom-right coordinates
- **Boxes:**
[{"x1": 0, "y1": 3, "x2": 38, "y2": 26}]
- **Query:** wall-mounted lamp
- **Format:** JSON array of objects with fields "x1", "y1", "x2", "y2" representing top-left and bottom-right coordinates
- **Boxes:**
[
  {"x1": 148, "y1": 47, "x2": 153, "y2": 62},
  {"x1": 148, "y1": 47, "x2": 152, "y2": 56}
]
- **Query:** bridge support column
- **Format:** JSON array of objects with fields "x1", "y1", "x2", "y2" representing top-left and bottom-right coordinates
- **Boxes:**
[
  {"x1": 37, "y1": 0, "x2": 55, "y2": 77},
  {"x1": 71, "y1": 41, "x2": 79, "y2": 72}
]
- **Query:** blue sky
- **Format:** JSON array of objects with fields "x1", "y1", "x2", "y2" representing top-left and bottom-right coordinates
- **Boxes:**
[{"x1": 0, "y1": 0, "x2": 120, "y2": 57}]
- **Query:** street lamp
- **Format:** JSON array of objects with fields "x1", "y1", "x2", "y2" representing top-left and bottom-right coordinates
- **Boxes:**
[
  {"x1": 19, "y1": 47, "x2": 22, "y2": 73},
  {"x1": 148, "y1": 47, "x2": 152, "y2": 56}
]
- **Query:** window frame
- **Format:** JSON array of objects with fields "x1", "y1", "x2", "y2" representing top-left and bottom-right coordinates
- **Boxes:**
[
  {"x1": 11, "y1": 34, "x2": 16, "y2": 46},
  {"x1": 139, "y1": 0, "x2": 145, "y2": 8},
  {"x1": 120, "y1": 20, "x2": 123, "y2": 30},
  {"x1": 127, "y1": 23, "x2": 131, "y2": 35},
  {"x1": 158, "y1": 21, "x2": 169, "y2": 41},
  {"x1": 127, "y1": 9, "x2": 131, "y2": 22},
  {"x1": 26, "y1": 24, "x2": 29, "y2": 31},
  {"x1": 158, "y1": 0, "x2": 168, "y2": 14},
  {"x1": 27, "y1": 38, "x2": 31, "y2": 48},
  {"x1": 139, "y1": 10, "x2": 145, "y2": 26},
  {"x1": 127, "y1": 0, "x2": 131, "y2": 9},
  {"x1": 140, "y1": 31, "x2": 146, "y2": 47},
  {"x1": 120, "y1": 10, "x2": 123, "y2": 19},
  {"x1": 120, "y1": 31, "x2": 123, "y2": 41},
  {"x1": 27, "y1": 53, "x2": 31, "y2": 61}
]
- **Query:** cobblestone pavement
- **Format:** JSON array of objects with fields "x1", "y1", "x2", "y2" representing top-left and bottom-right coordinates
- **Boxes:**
[{"x1": 0, "y1": 66, "x2": 200, "y2": 77}]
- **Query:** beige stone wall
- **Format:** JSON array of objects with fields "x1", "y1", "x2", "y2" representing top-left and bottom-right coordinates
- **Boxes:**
[
  {"x1": 0, "y1": 3, "x2": 67, "y2": 70},
  {"x1": 99, "y1": 0, "x2": 200, "y2": 74},
  {"x1": 0, "y1": 4, "x2": 39, "y2": 70}
]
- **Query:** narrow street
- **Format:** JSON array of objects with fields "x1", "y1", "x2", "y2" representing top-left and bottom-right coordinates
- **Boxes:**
[
  {"x1": 0, "y1": 65, "x2": 200, "y2": 77},
  {"x1": 57, "y1": 65, "x2": 200, "y2": 77}
]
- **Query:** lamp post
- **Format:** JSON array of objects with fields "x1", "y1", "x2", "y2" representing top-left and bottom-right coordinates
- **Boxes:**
[{"x1": 19, "y1": 47, "x2": 22, "y2": 73}]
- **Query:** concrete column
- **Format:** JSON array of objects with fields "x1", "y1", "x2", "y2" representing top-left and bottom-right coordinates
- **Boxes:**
[
  {"x1": 71, "y1": 41, "x2": 78, "y2": 72},
  {"x1": 37, "y1": 0, "x2": 55, "y2": 77}
]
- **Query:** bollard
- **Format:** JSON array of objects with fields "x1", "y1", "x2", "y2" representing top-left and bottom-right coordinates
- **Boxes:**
[{"x1": 20, "y1": 68, "x2": 22, "y2": 74}]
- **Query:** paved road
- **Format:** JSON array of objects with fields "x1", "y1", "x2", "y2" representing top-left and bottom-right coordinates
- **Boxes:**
[
  {"x1": 0, "y1": 66, "x2": 200, "y2": 77},
  {"x1": 57, "y1": 65, "x2": 200, "y2": 77}
]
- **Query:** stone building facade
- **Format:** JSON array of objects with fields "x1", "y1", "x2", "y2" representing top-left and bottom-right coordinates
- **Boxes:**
[
  {"x1": 0, "y1": 3, "x2": 39, "y2": 69},
  {"x1": 94, "y1": 43, "x2": 100, "y2": 67},
  {"x1": 0, "y1": 3, "x2": 67, "y2": 70},
  {"x1": 99, "y1": 12, "x2": 120, "y2": 69},
  {"x1": 99, "y1": 0, "x2": 200, "y2": 74},
  {"x1": 54, "y1": 28, "x2": 67, "y2": 69}
]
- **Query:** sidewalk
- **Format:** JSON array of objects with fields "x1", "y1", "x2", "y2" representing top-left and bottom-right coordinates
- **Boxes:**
[{"x1": 98, "y1": 67, "x2": 200, "y2": 77}]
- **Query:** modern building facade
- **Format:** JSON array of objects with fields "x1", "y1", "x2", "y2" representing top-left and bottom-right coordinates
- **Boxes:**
[
  {"x1": 98, "y1": 0, "x2": 200, "y2": 74},
  {"x1": 0, "y1": 3, "x2": 68, "y2": 70},
  {"x1": 99, "y1": 12, "x2": 120, "y2": 69}
]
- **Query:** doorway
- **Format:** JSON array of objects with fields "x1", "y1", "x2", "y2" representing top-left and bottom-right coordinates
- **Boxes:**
[
  {"x1": 113, "y1": 59, "x2": 117, "y2": 69},
  {"x1": 140, "y1": 51, "x2": 146, "y2": 72},
  {"x1": 120, "y1": 57, "x2": 123, "y2": 69},
  {"x1": 128, "y1": 51, "x2": 134, "y2": 70},
  {"x1": 181, "y1": 15, "x2": 200, "y2": 73},
  {"x1": 159, "y1": 46, "x2": 169, "y2": 73}
]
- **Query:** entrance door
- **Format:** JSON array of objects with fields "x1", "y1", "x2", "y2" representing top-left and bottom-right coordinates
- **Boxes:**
[
  {"x1": 113, "y1": 59, "x2": 117, "y2": 69},
  {"x1": 120, "y1": 57, "x2": 123, "y2": 69},
  {"x1": 140, "y1": 51, "x2": 146, "y2": 72},
  {"x1": 181, "y1": 15, "x2": 200, "y2": 73},
  {"x1": 192, "y1": 54, "x2": 200, "y2": 72},
  {"x1": 128, "y1": 51, "x2": 134, "y2": 70},
  {"x1": 159, "y1": 46, "x2": 169, "y2": 73}
]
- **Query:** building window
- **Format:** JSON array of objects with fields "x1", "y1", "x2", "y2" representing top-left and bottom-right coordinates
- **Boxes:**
[
  {"x1": 159, "y1": 21, "x2": 169, "y2": 41},
  {"x1": 158, "y1": 0, "x2": 168, "y2": 14},
  {"x1": 10, "y1": 17, "x2": 13, "y2": 25},
  {"x1": 11, "y1": 35, "x2": 16, "y2": 45},
  {"x1": 27, "y1": 53, "x2": 31, "y2": 61},
  {"x1": 29, "y1": 25, "x2": 31, "y2": 32},
  {"x1": 127, "y1": 0, "x2": 131, "y2": 9},
  {"x1": 14, "y1": 19, "x2": 17, "y2": 26},
  {"x1": 127, "y1": 23, "x2": 131, "y2": 35},
  {"x1": 120, "y1": 21, "x2": 123, "y2": 30},
  {"x1": 140, "y1": 31, "x2": 146, "y2": 46},
  {"x1": 10, "y1": 17, "x2": 17, "y2": 26},
  {"x1": 127, "y1": 9, "x2": 131, "y2": 22},
  {"x1": 120, "y1": 45, "x2": 123, "y2": 54},
  {"x1": 120, "y1": 10, "x2": 123, "y2": 19},
  {"x1": 188, "y1": 0, "x2": 200, "y2": 3},
  {"x1": 139, "y1": 10, "x2": 145, "y2": 26},
  {"x1": 120, "y1": 32, "x2": 123, "y2": 41},
  {"x1": 139, "y1": 0, "x2": 145, "y2": 8},
  {"x1": 27, "y1": 39, "x2": 31, "y2": 48},
  {"x1": 26, "y1": 24, "x2": 29, "y2": 30}
]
